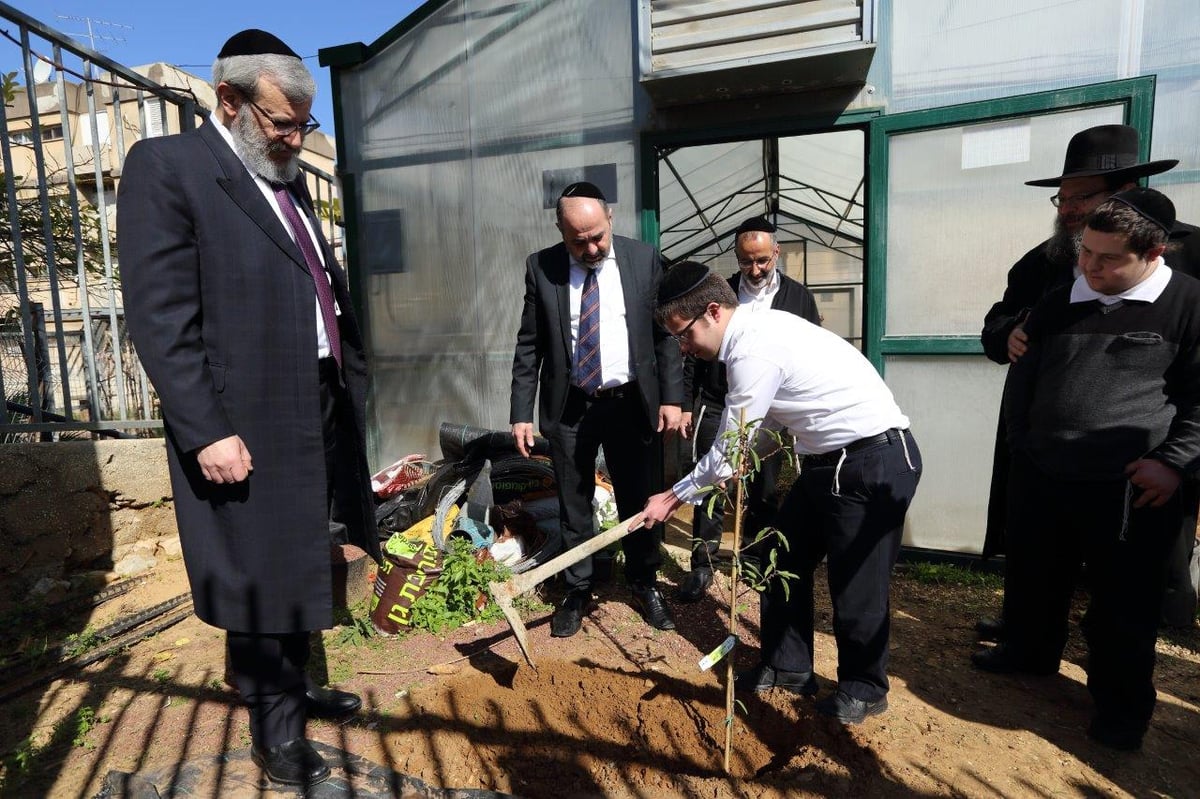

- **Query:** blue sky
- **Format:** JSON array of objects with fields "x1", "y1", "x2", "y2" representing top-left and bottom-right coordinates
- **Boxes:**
[{"x1": 13, "y1": 0, "x2": 425, "y2": 134}]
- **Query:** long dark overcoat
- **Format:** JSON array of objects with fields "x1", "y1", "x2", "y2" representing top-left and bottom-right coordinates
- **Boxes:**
[{"x1": 118, "y1": 121, "x2": 380, "y2": 634}]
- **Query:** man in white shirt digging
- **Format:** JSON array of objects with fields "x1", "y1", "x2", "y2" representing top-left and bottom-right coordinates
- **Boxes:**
[{"x1": 641, "y1": 262, "x2": 923, "y2": 724}]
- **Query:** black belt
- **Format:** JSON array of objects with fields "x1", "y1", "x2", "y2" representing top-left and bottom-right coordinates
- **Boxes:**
[
  {"x1": 804, "y1": 428, "x2": 906, "y2": 466},
  {"x1": 576, "y1": 381, "x2": 636, "y2": 401}
]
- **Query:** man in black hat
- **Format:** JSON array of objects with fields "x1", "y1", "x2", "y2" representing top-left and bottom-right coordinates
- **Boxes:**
[
  {"x1": 977, "y1": 124, "x2": 1200, "y2": 642},
  {"x1": 642, "y1": 263, "x2": 921, "y2": 724},
  {"x1": 509, "y1": 182, "x2": 683, "y2": 637},
  {"x1": 979, "y1": 188, "x2": 1200, "y2": 750},
  {"x1": 119, "y1": 29, "x2": 377, "y2": 786},
  {"x1": 675, "y1": 217, "x2": 821, "y2": 602}
]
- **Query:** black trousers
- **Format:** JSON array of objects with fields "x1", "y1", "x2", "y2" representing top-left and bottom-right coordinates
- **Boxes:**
[
  {"x1": 227, "y1": 631, "x2": 310, "y2": 748},
  {"x1": 688, "y1": 403, "x2": 783, "y2": 570},
  {"x1": 227, "y1": 356, "x2": 346, "y2": 748},
  {"x1": 761, "y1": 429, "x2": 921, "y2": 702},
  {"x1": 545, "y1": 386, "x2": 662, "y2": 590},
  {"x1": 1003, "y1": 453, "x2": 1177, "y2": 731}
]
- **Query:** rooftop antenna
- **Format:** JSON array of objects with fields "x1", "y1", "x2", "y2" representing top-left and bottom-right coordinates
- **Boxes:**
[{"x1": 55, "y1": 15, "x2": 133, "y2": 53}]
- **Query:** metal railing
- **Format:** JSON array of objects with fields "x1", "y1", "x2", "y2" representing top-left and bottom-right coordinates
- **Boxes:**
[{"x1": 0, "y1": 1, "x2": 341, "y2": 439}]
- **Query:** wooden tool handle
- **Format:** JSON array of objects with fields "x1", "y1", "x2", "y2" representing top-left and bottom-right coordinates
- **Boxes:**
[{"x1": 505, "y1": 514, "x2": 645, "y2": 594}]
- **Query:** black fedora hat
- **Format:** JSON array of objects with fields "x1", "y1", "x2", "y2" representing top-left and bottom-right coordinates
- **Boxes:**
[{"x1": 1025, "y1": 124, "x2": 1177, "y2": 187}]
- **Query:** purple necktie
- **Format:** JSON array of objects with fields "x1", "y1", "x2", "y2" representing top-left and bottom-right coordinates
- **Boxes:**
[
  {"x1": 574, "y1": 267, "x2": 602, "y2": 394},
  {"x1": 272, "y1": 183, "x2": 342, "y2": 368}
]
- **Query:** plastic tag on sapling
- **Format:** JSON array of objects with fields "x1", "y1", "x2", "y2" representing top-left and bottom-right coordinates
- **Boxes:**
[{"x1": 698, "y1": 635, "x2": 737, "y2": 672}]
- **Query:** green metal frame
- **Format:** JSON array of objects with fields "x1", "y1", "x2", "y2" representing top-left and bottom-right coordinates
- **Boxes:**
[{"x1": 864, "y1": 76, "x2": 1158, "y2": 370}]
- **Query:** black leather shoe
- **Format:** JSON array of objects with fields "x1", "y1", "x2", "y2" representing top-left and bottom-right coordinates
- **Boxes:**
[
  {"x1": 971, "y1": 644, "x2": 1058, "y2": 676},
  {"x1": 550, "y1": 590, "x2": 590, "y2": 638},
  {"x1": 251, "y1": 738, "x2": 331, "y2": 786},
  {"x1": 305, "y1": 685, "x2": 362, "y2": 719},
  {"x1": 630, "y1": 583, "x2": 676, "y2": 630},
  {"x1": 975, "y1": 615, "x2": 1006, "y2": 642},
  {"x1": 816, "y1": 689, "x2": 888, "y2": 724},
  {"x1": 1087, "y1": 716, "x2": 1144, "y2": 751},
  {"x1": 734, "y1": 663, "x2": 818, "y2": 695},
  {"x1": 676, "y1": 567, "x2": 713, "y2": 603}
]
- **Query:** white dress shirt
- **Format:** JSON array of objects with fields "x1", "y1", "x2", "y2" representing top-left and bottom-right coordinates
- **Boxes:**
[
  {"x1": 210, "y1": 114, "x2": 337, "y2": 359},
  {"x1": 673, "y1": 307, "x2": 910, "y2": 503},
  {"x1": 1069, "y1": 259, "x2": 1169, "y2": 305},
  {"x1": 569, "y1": 251, "x2": 632, "y2": 388}
]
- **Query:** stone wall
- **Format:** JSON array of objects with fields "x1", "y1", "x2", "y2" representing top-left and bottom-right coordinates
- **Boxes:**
[{"x1": 0, "y1": 439, "x2": 177, "y2": 599}]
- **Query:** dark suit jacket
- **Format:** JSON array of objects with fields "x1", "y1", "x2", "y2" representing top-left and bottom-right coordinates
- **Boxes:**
[
  {"x1": 118, "y1": 120, "x2": 379, "y2": 634},
  {"x1": 509, "y1": 235, "x2": 682, "y2": 435}
]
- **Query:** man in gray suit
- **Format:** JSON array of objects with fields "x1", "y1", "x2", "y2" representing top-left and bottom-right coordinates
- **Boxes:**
[
  {"x1": 119, "y1": 29, "x2": 378, "y2": 787},
  {"x1": 510, "y1": 182, "x2": 683, "y2": 637}
]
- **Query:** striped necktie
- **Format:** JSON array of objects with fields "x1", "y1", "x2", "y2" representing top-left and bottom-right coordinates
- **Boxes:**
[
  {"x1": 575, "y1": 267, "x2": 602, "y2": 394},
  {"x1": 272, "y1": 183, "x2": 342, "y2": 368}
]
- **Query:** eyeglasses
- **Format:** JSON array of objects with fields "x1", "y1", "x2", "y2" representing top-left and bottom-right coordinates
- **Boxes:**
[
  {"x1": 670, "y1": 310, "x2": 707, "y2": 343},
  {"x1": 246, "y1": 98, "x2": 320, "y2": 138},
  {"x1": 1050, "y1": 189, "x2": 1106, "y2": 208},
  {"x1": 736, "y1": 255, "x2": 774, "y2": 268}
]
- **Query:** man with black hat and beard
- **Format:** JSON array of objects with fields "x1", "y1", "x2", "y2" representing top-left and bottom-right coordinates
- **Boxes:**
[
  {"x1": 642, "y1": 262, "x2": 922, "y2": 724},
  {"x1": 119, "y1": 30, "x2": 378, "y2": 787},
  {"x1": 977, "y1": 125, "x2": 1200, "y2": 643},
  {"x1": 982, "y1": 188, "x2": 1200, "y2": 750},
  {"x1": 675, "y1": 216, "x2": 821, "y2": 603}
]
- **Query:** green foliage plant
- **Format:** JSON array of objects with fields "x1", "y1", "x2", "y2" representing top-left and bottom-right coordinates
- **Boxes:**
[
  {"x1": 409, "y1": 538, "x2": 511, "y2": 634},
  {"x1": 706, "y1": 412, "x2": 800, "y2": 773}
]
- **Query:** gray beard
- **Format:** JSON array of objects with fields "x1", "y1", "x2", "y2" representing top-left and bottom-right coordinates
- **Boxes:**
[
  {"x1": 1044, "y1": 217, "x2": 1079, "y2": 265},
  {"x1": 230, "y1": 105, "x2": 301, "y2": 184}
]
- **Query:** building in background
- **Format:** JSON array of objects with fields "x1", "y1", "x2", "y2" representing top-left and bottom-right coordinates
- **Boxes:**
[{"x1": 321, "y1": 0, "x2": 1200, "y2": 557}]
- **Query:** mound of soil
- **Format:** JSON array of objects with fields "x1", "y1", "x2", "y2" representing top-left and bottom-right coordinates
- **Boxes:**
[{"x1": 2, "y1": 517, "x2": 1198, "y2": 798}]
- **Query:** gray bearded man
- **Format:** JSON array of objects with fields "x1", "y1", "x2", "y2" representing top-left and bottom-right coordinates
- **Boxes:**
[{"x1": 119, "y1": 29, "x2": 378, "y2": 787}]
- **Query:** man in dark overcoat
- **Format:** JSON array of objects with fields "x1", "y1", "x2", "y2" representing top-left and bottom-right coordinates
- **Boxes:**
[
  {"x1": 676, "y1": 216, "x2": 822, "y2": 604},
  {"x1": 118, "y1": 29, "x2": 379, "y2": 787},
  {"x1": 510, "y1": 182, "x2": 683, "y2": 638},
  {"x1": 976, "y1": 125, "x2": 1200, "y2": 644}
]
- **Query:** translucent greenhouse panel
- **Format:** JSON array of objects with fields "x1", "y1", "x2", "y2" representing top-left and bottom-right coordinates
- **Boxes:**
[
  {"x1": 1143, "y1": 0, "x2": 1200, "y2": 223},
  {"x1": 796, "y1": 241, "x2": 863, "y2": 286},
  {"x1": 337, "y1": 0, "x2": 641, "y2": 463},
  {"x1": 885, "y1": 355, "x2": 1008, "y2": 553},
  {"x1": 658, "y1": 141, "x2": 766, "y2": 259},
  {"x1": 884, "y1": 104, "x2": 1123, "y2": 337},
  {"x1": 777, "y1": 131, "x2": 865, "y2": 237},
  {"x1": 889, "y1": 0, "x2": 1127, "y2": 111}
]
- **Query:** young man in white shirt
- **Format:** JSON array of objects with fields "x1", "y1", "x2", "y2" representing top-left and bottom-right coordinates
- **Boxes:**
[{"x1": 642, "y1": 263, "x2": 922, "y2": 724}]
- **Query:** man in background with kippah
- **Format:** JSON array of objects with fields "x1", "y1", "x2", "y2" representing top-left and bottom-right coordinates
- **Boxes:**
[
  {"x1": 510, "y1": 182, "x2": 683, "y2": 638},
  {"x1": 676, "y1": 216, "x2": 821, "y2": 603},
  {"x1": 119, "y1": 29, "x2": 378, "y2": 787},
  {"x1": 642, "y1": 263, "x2": 922, "y2": 724},
  {"x1": 987, "y1": 188, "x2": 1200, "y2": 750}
]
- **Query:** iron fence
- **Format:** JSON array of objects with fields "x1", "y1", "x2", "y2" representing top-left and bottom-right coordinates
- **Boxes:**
[{"x1": 0, "y1": 1, "x2": 342, "y2": 438}]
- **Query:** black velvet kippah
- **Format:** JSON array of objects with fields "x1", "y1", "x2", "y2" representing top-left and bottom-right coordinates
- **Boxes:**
[
  {"x1": 560, "y1": 181, "x2": 607, "y2": 202},
  {"x1": 1107, "y1": 187, "x2": 1176, "y2": 235},
  {"x1": 734, "y1": 216, "x2": 776, "y2": 237},
  {"x1": 218, "y1": 29, "x2": 300, "y2": 59},
  {"x1": 657, "y1": 261, "x2": 711, "y2": 305}
]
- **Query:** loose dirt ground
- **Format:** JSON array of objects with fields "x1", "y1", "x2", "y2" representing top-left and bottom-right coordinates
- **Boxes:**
[{"x1": 2, "y1": 515, "x2": 1198, "y2": 798}]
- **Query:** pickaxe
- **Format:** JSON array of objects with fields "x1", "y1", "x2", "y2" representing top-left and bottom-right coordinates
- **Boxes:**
[{"x1": 489, "y1": 514, "x2": 645, "y2": 669}]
